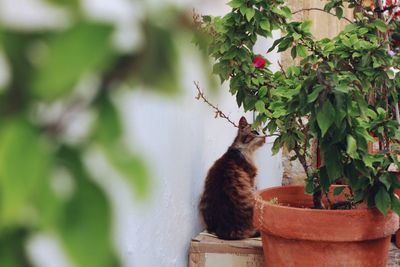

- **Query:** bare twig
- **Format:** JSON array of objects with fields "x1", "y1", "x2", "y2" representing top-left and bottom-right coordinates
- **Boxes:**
[
  {"x1": 277, "y1": 61, "x2": 288, "y2": 79},
  {"x1": 194, "y1": 81, "x2": 238, "y2": 128},
  {"x1": 292, "y1": 8, "x2": 353, "y2": 24},
  {"x1": 194, "y1": 81, "x2": 281, "y2": 138}
]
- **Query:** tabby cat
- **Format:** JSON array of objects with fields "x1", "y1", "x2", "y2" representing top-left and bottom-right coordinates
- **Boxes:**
[{"x1": 199, "y1": 116, "x2": 266, "y2": 240}]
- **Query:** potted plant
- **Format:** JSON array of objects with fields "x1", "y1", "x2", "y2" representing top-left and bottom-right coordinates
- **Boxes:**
[{"x1": 195, "y1": 0, "x2": 400, "y2": 265}]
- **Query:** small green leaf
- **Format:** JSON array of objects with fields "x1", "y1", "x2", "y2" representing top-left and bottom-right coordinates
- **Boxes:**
[
  {"x1": 0, "y1": 119, "x2": 52, "y2": 226},
  {"x1": 228, "y1": 0, "x2": 242, "y2": 8},
  {"x1": 31, "y1": 22, "x2": 113, "y2": 100},
  {"x1": 272, "y1": 6, "x2": 290, "y2": 18},
  {"x1": 346, "y1": 135, "x2": 357, "y2": 158},
  {"x1": 301, "y1": 20, "x2": 312, "y2": 32},
  {"x1": 93, "y1": 94, "x2": 122, "y2": 144},
  {"x1": 255, "y1": 100, "x2": 266, "y2": 113},
  {"x1": 291, "y1": 46, "x2": 297, "y2": 59},
  {"x1": 379, "y1": 173, "x2": 392, "y2": 190},
  {"x1": 57, "y1": 147, "x2": 119, "y2": 267},
  {"x1": 260, "y1": 20, "x2": 271, "y2": 31},
  {"x1": 103, "y1": 145, "x2": 150, "y2": 199},
  {"x1": 375, "y1": 186, "x2": 390, "y2": 216},
  {"x1": 296, "y1": 44, "x2": 308, "y2": 57},
  {"x1": 333, "y1": 186, "x2": 345, "y2": 196},
  {"x1": 0, "y1": 230, "x2": 33, "y2": 267},
  {"x1": 307, "y1": 85, "x2": 323, "y2": 103},
  {"x1": 258, "y1": 86, "x2": 268, "y2": 97},
  {"x1": 245, "y1": 8, "x2": 256, "y2": 21},
  {"x1": 316, "y1": 100, "x2": 335, "y2": 136},
  {"x1": 371, "y1": 19, "x2": 388, "y2": 33},
  {"x1": 335, "y1": 7, "x2": 343, "y2": 19},
  {"x1": 292, "y1": 32, "x2": 302, "y2": 40}
]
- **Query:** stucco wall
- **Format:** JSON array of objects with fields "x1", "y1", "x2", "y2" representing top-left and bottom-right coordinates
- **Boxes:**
[
  {"x1": 0, "y1": 0, "x2": 283, "y2": 266},
  {"x1": 112, "y1": 1, "x2": 283, "y2": 265}
]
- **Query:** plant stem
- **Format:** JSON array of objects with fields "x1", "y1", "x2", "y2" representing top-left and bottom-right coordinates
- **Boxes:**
[
  {"x1": 194, "y1": 81, "x2": 239, "y2": 128},
  {"x1": 292, "y1": 8, "x2": 353, "y2": 24}
]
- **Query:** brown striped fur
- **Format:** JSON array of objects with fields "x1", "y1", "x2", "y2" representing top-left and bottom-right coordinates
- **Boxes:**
[{"x1": 199, "y1": 117, "x2": 266, "y2": 240}]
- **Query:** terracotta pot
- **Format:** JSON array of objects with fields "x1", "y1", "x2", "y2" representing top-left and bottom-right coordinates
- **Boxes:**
[
  {"x1": 253, "y1": 185, "x2": 399, "y2": 267},
  {"x1": 393, "y1": 172, "x2": 400, "y2": 248}
]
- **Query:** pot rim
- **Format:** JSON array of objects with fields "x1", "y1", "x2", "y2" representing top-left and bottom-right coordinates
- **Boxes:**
[{"x1": 255, "y1": 185, "x2": 377, "y2": 215}]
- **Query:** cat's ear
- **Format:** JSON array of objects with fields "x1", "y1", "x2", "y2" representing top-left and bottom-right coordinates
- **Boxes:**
[{"x1": 238, "y1": 116, "x2": 248, "y2": 129}]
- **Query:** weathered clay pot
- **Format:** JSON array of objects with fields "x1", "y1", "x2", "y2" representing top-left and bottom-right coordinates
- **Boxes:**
[
  {"x1": 393, "y1": 172, "x2": 400, "y2": 248},
  {"x1": 253, "y1": 185, "x2": 399, "y2": 267}
]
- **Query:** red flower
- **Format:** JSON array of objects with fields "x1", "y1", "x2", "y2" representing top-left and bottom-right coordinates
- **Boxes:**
[{"x1": 253, "y1": 55, "x2": 267, "y2": 68}]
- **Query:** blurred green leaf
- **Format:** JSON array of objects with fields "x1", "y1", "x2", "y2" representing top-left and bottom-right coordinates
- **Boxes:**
[
  {"x1": 56, "y1": 146, "x2": 120, "y2": 267},
  {"x1": 0, "y1": 229, "x2": 32, "y2": 267},
  {"x1": 138, "y1": 21, "x2": 179, "y2": 94},
  {"x1": 31, "y1": 22, "x2": 114, "y2": 100},
  {"x1": 44, "y1": 0, "x2": 80, "y2": 10},
  {"x1": 93, "y1": 93, "x2": 123, "y2": 145},
  {"x1": 0, "y1": 118, "x2": 52, "y2": 227},
  {"x1": 103, "y1": 144, "x2": 150, "y2": 199}
]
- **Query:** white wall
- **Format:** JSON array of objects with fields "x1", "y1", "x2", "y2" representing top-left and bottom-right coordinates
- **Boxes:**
[
  {"x1": 0, "y1": 0, "x2": 283, "y2": 266},
  {"x1": 109, "y1": 1, "x2": 283, "y2": 266}
]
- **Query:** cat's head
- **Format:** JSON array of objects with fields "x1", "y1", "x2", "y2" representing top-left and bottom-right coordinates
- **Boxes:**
[{"x1": 232, "y1": 116, "x2": 266, "y2": 152}]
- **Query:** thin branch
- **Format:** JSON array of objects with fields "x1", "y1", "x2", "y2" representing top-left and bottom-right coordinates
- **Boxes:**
[
  {"x1": 277, "y1": 60, "x2": 288, "y2": 79},
  {"x1": 292, "y1": 8, "x2": 353, "y2": 24},
  {"x1": 194, "y1": 81, "x2": 280, "y2": 138},
  {"x1": 194, "y1": 81, "x2": 238, "y2": 128}
]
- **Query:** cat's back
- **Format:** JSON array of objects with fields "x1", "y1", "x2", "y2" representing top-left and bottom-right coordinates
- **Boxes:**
[
  {"x1": 199, "y1": 148, "x2": 257, "y2": 239},
  {"x1": 203, "y1": 148, "x2": 256, "y2": 189}
]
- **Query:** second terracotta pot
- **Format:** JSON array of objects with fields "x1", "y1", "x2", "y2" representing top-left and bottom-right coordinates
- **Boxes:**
[{"x1": 253, "y1": 185, "x2": 399, "y2": 267}]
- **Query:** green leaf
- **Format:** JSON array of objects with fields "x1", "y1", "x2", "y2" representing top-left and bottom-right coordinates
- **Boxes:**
[
  {"x1": 292, "y1": 32, "x2": 302, "y2": 40},
  {"x1": 0, "y1": 229, "x2": 33, "y2": 267},
  {"x1": 334, "y1": 84, "x2": 349, "y2": 93},
  {"x1": 271, "y1": 137, "x2": 282, "y2": 155},
  {"x1": 258, "y1": 86, "x2": 268, "y2": 98},
  {"x1": 346, "y1": 135, "x2": 357, "y2": 158},
  {"x1": 278, "y1": 37, "x2": 293, "y2": 52},
  {"x1": 255, "y1": 100, "x2": 266, "y2": 113},
  {"x1": 281, "y1": 6, "x2": 292, "y2": 18},
  {"x1": 103, "y1": 145, "x2": 150, "y2": 199},
  {"x1": 375, "y1": 186, "x2": 390, "y2": 216},
  {"x1": 57, "y1": 147, "x2": 119, "y2": 267},
  {"x1": 317, "y1": 100, "x2": 335, "y2": 137},
  {"x1": 31, "y1": 22, "x2": 114, "y2": 100},
  {"x1": 245, "y1": 8, "x2": 256, "y2": 21},
  {"x1": 323, "y1": 148, "x2": 342, "y2": 181},
  {"x1": 335, "y1": 7, "x2": 343, "y2": 19},
  {"x1": 296, "y1": 44, "x2": 308, "y2": 57},
  {"x1": 260, "y1": 20, "x2": 271, "y2": 31},
  {"x1": 228, "y1": 0, "x2": 242, "y2": 8},
  {"x1": 301, "y1": 20, "x2": 312, "y2": 32},
  {"x1": 93, "y1": 93, "x2": 122, "y2": 145},
  {"x1": 291, "y1": 46, "x2": 297, "y2": 59},
  {"x1": 0, "y1": 119, "x2": 52, "y2": 226},
  {"x1": 333, "y1": 186, "x2": 345, "y2": 196},
  {"x1": 307, "y1": 85, "x2": 323, "y2": 103},
  {"x1": 379, "y1": 173, "x2": 392, "y2": 190},
  {"x1": 271, "y1": 6, "x2": 290, "y2": 18},
  {"x1": 344, "y1": 23, "x2": 358, "y2": 33},
  {"x1": 371, "y1": 19, "x2": 388, "y2": 33}
]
